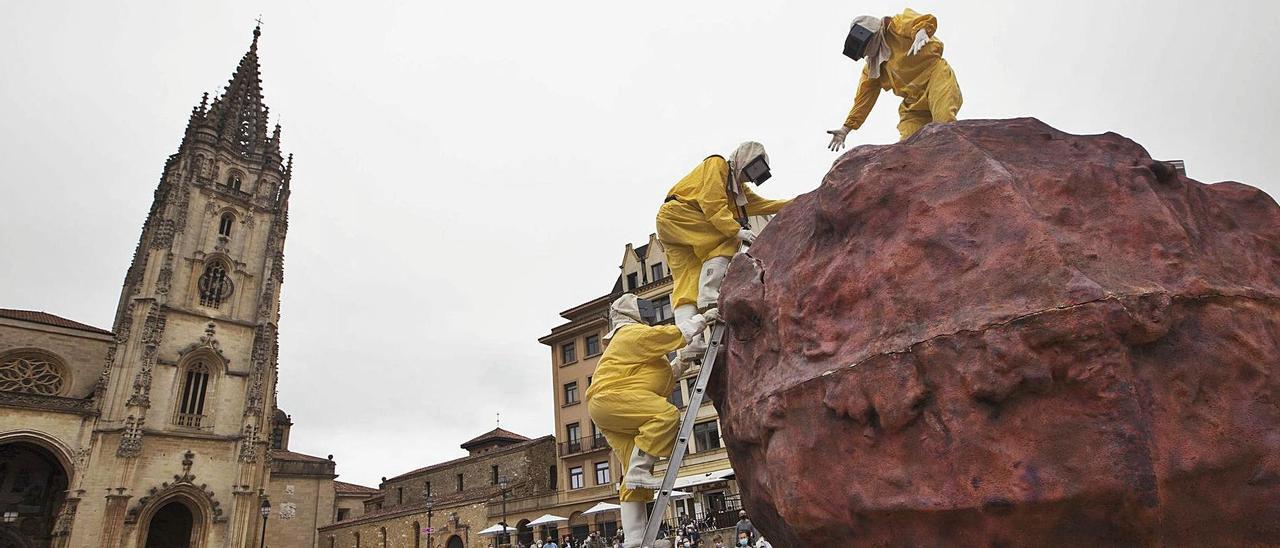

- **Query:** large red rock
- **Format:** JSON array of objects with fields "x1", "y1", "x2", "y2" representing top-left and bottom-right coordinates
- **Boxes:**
[{"x1": 710, "y1": 118, "x2": 1280, "y2": 547}]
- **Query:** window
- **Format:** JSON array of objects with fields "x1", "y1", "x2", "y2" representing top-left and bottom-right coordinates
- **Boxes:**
[
  {"x1": 412, "y1": 522, "x2": 421, "y2": 548},
  {"x1": 693, "y1": 420, "x2": 722, "y2": 452},
  {"x1": 651, "y1": 263, "x2": 665, "y2": 281},
  {"x1": 627, "y1": 272, "x2": 639, "y2": 290},
  {"x1": 397, "y1": 487, "x2": 403, "y2": 505},
  {"x1": 491, "y1": 465, "x2": 499, "y2": 485},
  {"x1": 561, "y1": 342, "x2": 576, "y2": 364},
  {"x1": 0, "y1": 351, "x2": 65, "y2": 396},
  {"x1": 594, "y1": 461, "x2": 611, "y2": 485},
  {"x1": 586, "y1": 375, "x2": 592, "y2": 387},
  {"x1": 380, "y1": 527, "x2": 387, "y2": 547},
  {"x1": 218, "y1": 213, "x2": 234, "y2": 237},
  {"x1": 686, "y1": 377, "x2": 708, "y2": 404},
  {"x1": 270, "y1": 423, "x2": 285, "y2": 450},
  {"x1": 355, "y1": 532, "x2": 361, "y2": 548},
  {"x1": 569, "y1": 466, "x2": 584, "y2": 489},
  {"x1": 456, "y1": 473, "x2": 464, "y2": 492},
  {"x1": 549, "y1": 466, "x2": 557, "y2": 489},
  {"x1": 563, "y1": 381, "x2": 579, "y2": 405},
  {"x1": 584, "y1": 334, "x2": 600, "y2": 357},
  {"x1": 175, "y1": 360, "x2": 210, "y2": 427},
  {"x1": 423, "y1": 481, "x2": 431, "y2": 498},
  {"x1": 198, "y1": 261, "x2": 234, "y2": 308},
  {"x1": 654, "y1": 296, "x2": 673, "y2": 322},
  {"x1": 668, "y1": 384, "x2": 683, "y2": 408},
  {"x1": 566, "y1": 423, "x2": 581, "y2": 452},
  {"x1": 336, "y1": 508, "x2": 350, "y2": 522},
  {"x1": 226, "y1": 172, "x2": 243, "y2": 190}
]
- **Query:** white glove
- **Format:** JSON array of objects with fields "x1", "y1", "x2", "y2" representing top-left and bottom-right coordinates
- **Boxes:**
[
  {"x1": 909, "y1": 29, "x2": 929, "y2": 55},
  {"x1": 737, "y1": 228, "x2": 757, "y2": 244},
  {"x1": 826, "y1": 126, "x2": 851, "y2": 151},
  {"x1": 680, "y1": 333, "x2": 708, "y2": 360},
  {"x1": 677, "y1": 313, "x2": 707, "y2": 341},
  {"x1": 669, "y1": 355, "x2": 691, "y2": 380},
  {"x1": 702, "y1": 307, "x2": 721, "y2": 324}
]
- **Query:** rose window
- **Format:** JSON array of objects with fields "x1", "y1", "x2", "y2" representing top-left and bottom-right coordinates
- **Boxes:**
[{"x1": 0, "y1": 352, "x2": 65, "y2": 395}]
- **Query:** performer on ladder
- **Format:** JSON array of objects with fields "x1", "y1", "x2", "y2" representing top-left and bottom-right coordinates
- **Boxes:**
[{"x1": 586, "y1": 295, "x2": 711, "y2": 548}]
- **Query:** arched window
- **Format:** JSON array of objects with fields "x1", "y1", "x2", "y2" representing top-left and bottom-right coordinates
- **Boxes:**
[
  {"x1": 0, "y1": 350, "x2": 66, "y2": 396},
  {"x1": 218, "y1": 213, "x2": 234, "y2": 238},
  {"x1": 174, "y1": 360, "x2": 210, "y2": 428},
  {"x1": 412, "y1": 521, "x2": 421, "y2": 548},
  {"x1": 355, "y1": 531, "x2": 361, "y2": 548},
  {"x1": 380, "y1": 527, "x2": 387, "y2": 547},
  {"x1": 226, "y1": 172, "x2": 243, "y2": 191},
  {"x1": 198, "y1": 261, "x2": 234, "y2": 308}
]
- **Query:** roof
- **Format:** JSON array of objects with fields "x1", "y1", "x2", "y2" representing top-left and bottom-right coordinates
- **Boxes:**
[
  {"x1": 634, "y1": 243, "x2": 650, "y2": 261},
  {"x1": 0, "y1": 309, "x2": 113, "y2": 336},
  {"x1": 387, "y1": 435, "x2": 553, "y2": 483},
  {"x1": 273, "y1": 450, "x2": 331, "y2": 463},
  {"x1": 460, "y1": 427, "x2": 530, "y2": 450},
  {"x1": 334, "y1": 481, "x2": 379, "y2": 496}
]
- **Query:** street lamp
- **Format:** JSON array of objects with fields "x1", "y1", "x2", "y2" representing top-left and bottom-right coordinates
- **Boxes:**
[
  {"x1": 423, "y1": 491, "x2": 435, "y2": 548},
  {"x1": 259, "y1": 498, "x2": 271, "y2": 548},
  {"x1": 498, "y1": 475, "x2": 510, "y2": 546}
]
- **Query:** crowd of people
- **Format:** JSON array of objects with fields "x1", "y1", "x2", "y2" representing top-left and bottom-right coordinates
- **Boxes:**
[{"x1": 508, "y1": 511, "x2": 772, "y2": 548}]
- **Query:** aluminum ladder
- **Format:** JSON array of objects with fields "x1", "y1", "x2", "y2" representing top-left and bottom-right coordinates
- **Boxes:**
[{"x1": 639, "y1": 321, "x2": 726, "y2": 548}]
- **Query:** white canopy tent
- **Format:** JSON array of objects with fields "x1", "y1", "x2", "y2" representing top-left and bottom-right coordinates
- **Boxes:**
[
  {"x1": 672, "y1": 468, "x2": 735, "y2": 490},
  {"x1": 527, "y1": 514, "x2": 570, "y2": 526},
  {"x1": 476, "y1": 523, "x2": 515, "y2": 536},
  {"x1": 582, "y1": 502, "x2": 622, "y2": 515}
]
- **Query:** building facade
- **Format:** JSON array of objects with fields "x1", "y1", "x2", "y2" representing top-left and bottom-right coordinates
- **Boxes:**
[
  {"x1": 318, "y1": 429, "x2": 557, "y2": 548},
  {"x1": 0, "y1": 26, "x2": 361, "y2": 548},
  {"x1": 536, "y1": 225, "x2": 772, "y2": 542}
]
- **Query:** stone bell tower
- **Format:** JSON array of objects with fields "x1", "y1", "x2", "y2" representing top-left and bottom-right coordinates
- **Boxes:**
[{"x1": 69, "y1": 25, "x2": 293, "y2": 547}]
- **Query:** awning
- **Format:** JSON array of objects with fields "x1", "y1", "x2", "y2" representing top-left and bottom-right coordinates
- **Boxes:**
[
  {"x1": 527, "y1": 514, "x2": 569, "y2": 526},
  {"x1": 582, "y1": 502, "x2": 621, "y2": 515},
  {"x1": 652, "y1": 490, "x2": 693, "y2": 500},
  {"x1": 671, "y1": 468, "x2": 735, "y2": 490},
  {"x1": 477, "y1": 524, "x2": 515, "y2": 536}
]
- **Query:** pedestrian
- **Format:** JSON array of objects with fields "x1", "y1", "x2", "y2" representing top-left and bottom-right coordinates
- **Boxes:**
[
  {"x1": 584, "y1": 531, "x2": 608, "y2": 548},
  {"x1": 734, "y1": 511, "x2": 757, "y2": 545},
  {"x1": 712, "y1": 535, "x2": 725, "y2": 548}
]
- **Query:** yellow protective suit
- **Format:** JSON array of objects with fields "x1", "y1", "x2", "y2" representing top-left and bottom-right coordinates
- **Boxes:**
[
  {"x1": 843, "y1": 8, "x2": 963, "y2": 141},
  {"x1": 585, "y1": 322, "x2": 686, "y2": 502},
  {"x1": 657, "y1": 156, "x2": 790, "y2": 309}
]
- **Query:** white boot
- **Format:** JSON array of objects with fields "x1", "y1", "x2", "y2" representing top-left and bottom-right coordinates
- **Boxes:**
[
  {"x1": 622, "y1": 446, "x2": 663, "y2": 490},
  {"x1": 621, "y1": 501, "x2": 672, "y2": 548},
  {"x1": 697, "y1": 257, "x2": 731, "y2": 310},
  {"x1": 673, "y1": 303, "x2": 697, "y2": 326}
]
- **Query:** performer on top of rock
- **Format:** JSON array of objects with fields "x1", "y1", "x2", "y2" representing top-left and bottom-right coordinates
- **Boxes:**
[
  {"x1": 827, "y1": 8, "x2": 963, "y2": 148},
  {"x1": 656, "y1": 141, "x2": 792, "y2": 353},
  {"x1": 585, "y1": 294, "x2": 710, "y2": 548}
]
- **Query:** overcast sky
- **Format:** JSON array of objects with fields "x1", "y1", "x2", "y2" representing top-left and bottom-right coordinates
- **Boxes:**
[{"x1": 2, "y1": 0, "x2": 1277, "y2": 487}]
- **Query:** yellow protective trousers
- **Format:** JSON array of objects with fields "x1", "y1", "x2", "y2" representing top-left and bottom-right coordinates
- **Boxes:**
[
  {"x1": 656, "y1": 200, "x2": 741, "y2": 310},
  {"x1": 588, "y1": 390, "x2": 679, "y2": 502},
  {"x1": 896, "y1": 60, "x2": 962, "y2": 141}
]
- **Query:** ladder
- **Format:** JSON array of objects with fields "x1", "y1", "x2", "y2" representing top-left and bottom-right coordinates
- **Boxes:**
[{"x1": 640, "y1": 321, "x2": 727, "y2": 548}]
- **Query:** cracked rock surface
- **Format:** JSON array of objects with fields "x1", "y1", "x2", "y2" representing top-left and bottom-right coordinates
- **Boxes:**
[{"x1": 709, "y1": 118, "x2": 1280, "y2": 547}]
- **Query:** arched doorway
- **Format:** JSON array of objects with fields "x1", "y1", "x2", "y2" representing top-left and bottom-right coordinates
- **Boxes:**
[
  {"x1": 516, "y1": 519, "x2": 532, "y2": 545},
  {"x1": 445, "y1": 534, "x2": 463, "y2": 548},
  {"x1": 143, "y1": 501, "x2": 194, "y2": 548},
  {"x1": 0, "y1": 441, "x2": 69, "y2": 548}
]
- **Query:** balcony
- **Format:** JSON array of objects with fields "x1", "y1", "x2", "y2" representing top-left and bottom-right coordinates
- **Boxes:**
[
  {"x1": 173, "y1": 413, "x2": 206, "y2": 428},
  {"x1": 559, "y1": 434, "x2": 609, "y2": 457}
]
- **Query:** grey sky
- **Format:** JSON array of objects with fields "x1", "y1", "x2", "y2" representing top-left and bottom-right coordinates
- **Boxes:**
[{"x1": 2, "y1": 0, "x2": 1277, "y2": 487}]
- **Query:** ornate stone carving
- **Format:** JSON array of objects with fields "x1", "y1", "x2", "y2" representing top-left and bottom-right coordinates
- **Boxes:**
[
  {"x1": 238, "y1": 425, "x2": 260, "y2": 463},
  {"x1": 124, "y1": 450, "x2": 226, "y2": 524},
  {"x1": 178, "y1": 322, "x2": 229, "y2": 366},
  {"x1": 0, "y1": 351, "x2": 66, "y2": 396},
  {"x1": 117, "y1": 416, "x2": 145, "y2": 457},
  {"x1": 0, "y1": 391, "x2": 95, "y2": 415}
]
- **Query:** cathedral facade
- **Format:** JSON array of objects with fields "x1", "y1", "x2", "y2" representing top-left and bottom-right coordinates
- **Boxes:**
[{"x1": 0, "y1": 26, "x2": 348, "y2": 548}]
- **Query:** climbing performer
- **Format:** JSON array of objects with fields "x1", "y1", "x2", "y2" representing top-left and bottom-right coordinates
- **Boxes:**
[
  {"x1": 586, "y1": 294, "x2": 710, "y2": 548},
  {"x1": 827, "y1": 8, "x2": 963, "y2": 148},
  {"x1": 656, "y1": 141, "x2": 790, "y2": 337}
]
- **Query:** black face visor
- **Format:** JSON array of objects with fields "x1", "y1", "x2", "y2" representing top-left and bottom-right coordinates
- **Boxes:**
[
  {"x1": 742, "y1": 155, "x2": 772, "y2": 185},
  {"x1": 843, "y1": 23, "x2": 875, "y2": 61},
  {"x1": 635, "y1": 298, "x2": 658, "y2": 324}
]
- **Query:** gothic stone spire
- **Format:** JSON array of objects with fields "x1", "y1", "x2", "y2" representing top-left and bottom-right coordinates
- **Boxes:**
[{"x1": 205, "y1": 24, "x2": 270, "y2": 158}]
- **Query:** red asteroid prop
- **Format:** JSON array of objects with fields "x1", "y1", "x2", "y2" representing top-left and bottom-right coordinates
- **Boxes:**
[{"x1": 710, "y1": 118, "x2": 1280, "y2": 547}]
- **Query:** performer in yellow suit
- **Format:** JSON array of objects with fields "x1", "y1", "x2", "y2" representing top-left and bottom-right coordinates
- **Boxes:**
[
  {"x1": 656, "y1": 141, "x2": 790, "y2": 333},
  {"x1": 587, "y1": 294, "x2": 709, "y2": 548},
  {"x1": 827, "y1": 8, "x2": 963, "y2": 147}
]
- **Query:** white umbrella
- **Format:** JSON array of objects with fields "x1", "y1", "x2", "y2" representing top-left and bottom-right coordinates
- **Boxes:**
[
  {"x1": 527, "y1": 513, "x2": 570, "y2": 526},
  {"x1": 653, "y1": 490, "x2": 693, "y2": 500},
  {"x1": 582, "y1": 502, "x2": 622, "y2": 516},
  {"x1": 477, "y1": 523, "x2": 515, "y2": 536}
]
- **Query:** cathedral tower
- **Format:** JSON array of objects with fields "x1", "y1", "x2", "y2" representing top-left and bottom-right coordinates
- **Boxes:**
[{"x1": 72, "y1": 25, "x2": 292, "y2": 547}]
